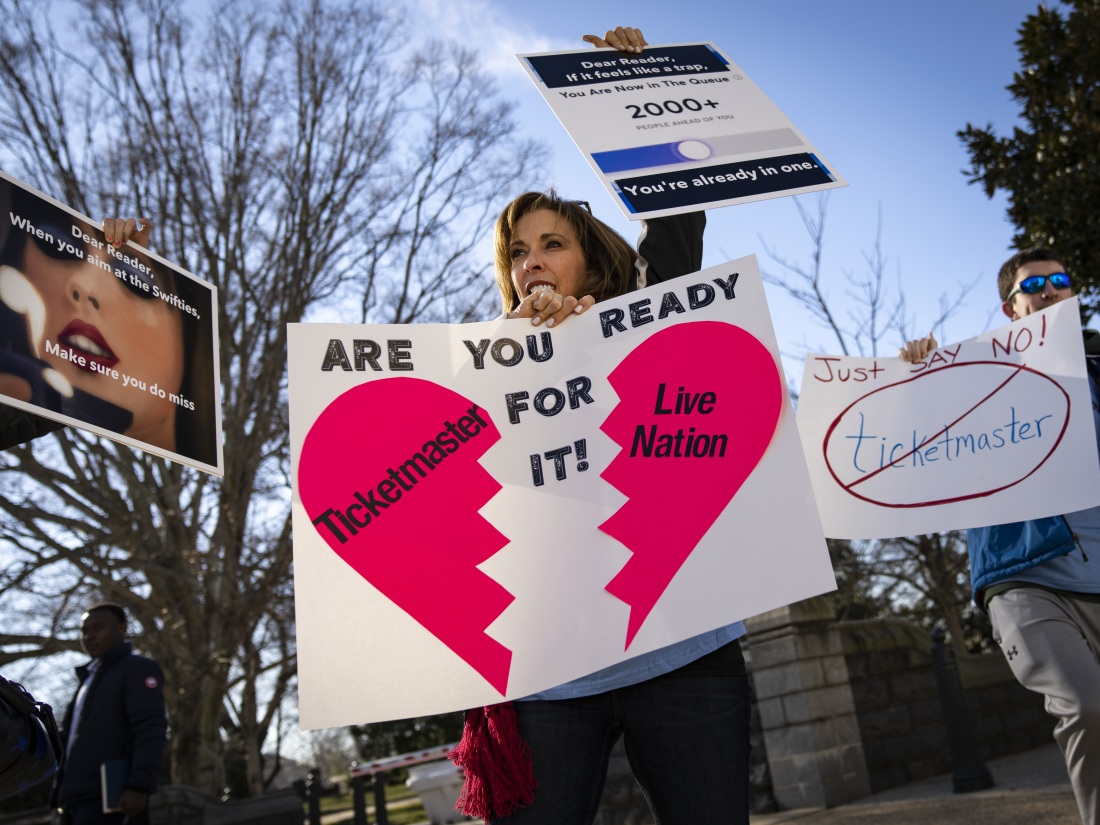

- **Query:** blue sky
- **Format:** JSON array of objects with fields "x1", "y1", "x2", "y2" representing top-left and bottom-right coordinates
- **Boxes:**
[{"x1": 407, "y1": 0, "x2": 1062, "y2": 380}]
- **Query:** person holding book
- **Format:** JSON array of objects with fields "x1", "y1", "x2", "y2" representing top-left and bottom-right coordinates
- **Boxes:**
[{"x1": 52, "y1": 603, "x2": 167, "y2": 825}]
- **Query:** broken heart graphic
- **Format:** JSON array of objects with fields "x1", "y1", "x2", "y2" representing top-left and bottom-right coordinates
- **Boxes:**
[
  {"x1": 297, "y1": 377, "x2": 514, "y2": 694},
  {"x1": 297, "y1": 323, "x2": 780, "y2": 692},
  {"x1": 600, "y1": 321, "x2": 783, "y2": 648}
]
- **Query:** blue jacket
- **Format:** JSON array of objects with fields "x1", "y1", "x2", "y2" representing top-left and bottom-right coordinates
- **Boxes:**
[{"x1": 967, "y1": 331, "x2": 1100, "y2": 596}]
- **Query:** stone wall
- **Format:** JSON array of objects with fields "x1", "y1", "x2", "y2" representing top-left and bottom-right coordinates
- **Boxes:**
[
  {"x1": 746, "y1": 598, "x2": 871, "y2": 809},
  {"x1": 149, "y1": 785, "x2": 302, "y2": 825},
  {"x1": 841, "y1": 614, "x2": 1050, "y2": 792},
  {"x1": 747, "y1": 596, "x2": 1053, "y2": 809}
]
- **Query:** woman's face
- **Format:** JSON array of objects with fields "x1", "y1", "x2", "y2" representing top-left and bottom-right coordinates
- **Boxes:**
[
  {"x1": 509, "y1": 209, "x2": 589, "y2": 302},
  {"x1": 21, "y1": 232, "x2": 185, "y2": 449}
]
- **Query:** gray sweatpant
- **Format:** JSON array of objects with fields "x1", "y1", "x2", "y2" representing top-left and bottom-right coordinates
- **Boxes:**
[{"x1": 988, "y1": 587, "x2": 1100, "y2": 825}]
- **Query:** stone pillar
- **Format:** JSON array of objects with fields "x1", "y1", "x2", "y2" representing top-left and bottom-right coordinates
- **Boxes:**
[{"x1": 745, "y1": 596, "x2": 871, "y2": 809}]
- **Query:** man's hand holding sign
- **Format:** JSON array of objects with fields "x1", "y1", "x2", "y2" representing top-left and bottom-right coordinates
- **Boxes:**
[{"x1": 798, "y1": 298, "x2": 1098, "y2": 538}]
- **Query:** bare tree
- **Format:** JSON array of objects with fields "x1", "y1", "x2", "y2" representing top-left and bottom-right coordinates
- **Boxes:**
[
  {"x1": 0, "y1": 0, "x2": 545, "y2": 796},
  {"x1": 307, "y1": 726, "x2": 358, "y2": 781},
  {"x1": 759, "y1": 194, "x2": 975, "y2": 360}
]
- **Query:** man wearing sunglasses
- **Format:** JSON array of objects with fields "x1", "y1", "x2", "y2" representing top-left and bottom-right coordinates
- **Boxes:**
[
  {"x1": 901, "y1": 247, "x2": 1100, "y2": 825},
  {"x1": 1001, "y1": 258, "x2": 1074, "y2": 320}
]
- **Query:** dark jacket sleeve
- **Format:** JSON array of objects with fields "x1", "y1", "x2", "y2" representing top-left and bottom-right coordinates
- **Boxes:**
[
  {"x1": 0, "y1": 403, "x2": 63, "y2": 451},
  {"x1": 121, "y1": 657, "x2": 168, "y2": 793},
  {"x1": 636, "y1": 212, "x2": 706, "y2": 286}
]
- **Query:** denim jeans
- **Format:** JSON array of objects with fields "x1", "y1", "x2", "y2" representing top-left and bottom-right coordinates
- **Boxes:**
[{"x1": 492, "y1": 643, "x2": 751, "y2": 825}]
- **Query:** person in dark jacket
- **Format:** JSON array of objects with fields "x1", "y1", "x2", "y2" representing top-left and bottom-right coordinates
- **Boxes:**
[{"x1": 53, "y1": 603, "x2": 167, "y2": 825}]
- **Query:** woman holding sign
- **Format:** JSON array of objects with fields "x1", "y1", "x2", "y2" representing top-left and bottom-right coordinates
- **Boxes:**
[{"x1": 451, "y1": 27, "x2": 752, "y2": 825}]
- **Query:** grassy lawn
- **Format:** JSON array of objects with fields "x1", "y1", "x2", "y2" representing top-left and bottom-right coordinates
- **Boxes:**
[
  {"x1": 311, "y1": 779, "x2": 429, "y2": 824},
  {"x1": 319, "y1": 803, "x2": 429, "y2": 825},
  {"x1": 317, "y1": 782, "x2": 416, "y2": 812}
]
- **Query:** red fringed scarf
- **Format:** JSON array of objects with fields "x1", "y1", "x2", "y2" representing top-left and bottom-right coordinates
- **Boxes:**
[{"x1": 449, "y1": 702, "x2": 537, "y2": 819}]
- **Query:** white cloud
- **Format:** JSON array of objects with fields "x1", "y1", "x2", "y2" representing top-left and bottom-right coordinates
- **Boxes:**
[{"x1": 397, "y1": 0, "x2": 577, "y2": 79}]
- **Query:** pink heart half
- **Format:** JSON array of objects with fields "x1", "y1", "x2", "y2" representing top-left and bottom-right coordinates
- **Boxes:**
[
  {"x1": 600, "y1": 322, "x2": 783, "y2": 647},
  {"x1": 298, "y1": 377, "x2": 514, "y2": 695}
]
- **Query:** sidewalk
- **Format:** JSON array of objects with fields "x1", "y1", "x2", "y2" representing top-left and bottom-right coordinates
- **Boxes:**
[
  {"x1": 330, "y1": 742, "x2": 1079, "y2": 825},
  {"x1": 751, "y1": 742, "x2": 1079, "y2": 824}
]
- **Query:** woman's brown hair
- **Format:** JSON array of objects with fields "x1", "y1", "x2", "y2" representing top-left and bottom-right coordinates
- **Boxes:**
[{"x1": 493, "y1": 191, "x2": 638, "y2": 315}]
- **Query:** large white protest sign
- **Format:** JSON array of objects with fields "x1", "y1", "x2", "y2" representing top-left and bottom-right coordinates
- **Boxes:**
[
  {"x1": 797, "y1": 299, "x2": 1100, "y2": 539},
  {"x1": 0, "y1": 170, "x2": 223, "y2": 474},
  {"x1": 517, "y1": 43, "x2": 846, "y2": 220},
  {"x1": 289, "y1": 255, "x2": 834, "y2": 728}
]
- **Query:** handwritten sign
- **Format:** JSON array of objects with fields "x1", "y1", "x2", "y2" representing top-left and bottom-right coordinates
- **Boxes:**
[
  {"x1": 288, "y1": 255, "x2": 835, "y2": 728},
  {"x1": 517, "y1": 43, "x2": 846, "y2": 220},
  {"x1": 796, "y1": 299, "x2": 1100, "y2": 538},
  {"x1": 0, "y1": 170, "x2": 223, "y2": 473}
]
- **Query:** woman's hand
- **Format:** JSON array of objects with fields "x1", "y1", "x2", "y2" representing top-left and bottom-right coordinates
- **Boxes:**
[
  {"x1": 102, "y1": 216, "x2": 152, "y2": 250},
  {"x1": 898, "y1": 333, "x2": 938, "y2": 363},
  {"x1": 582, "y1": 27, "x2": 647, "y2": 53},
  {"x1": 507, "y1": 288, "x2": 595, "y2": 329}
]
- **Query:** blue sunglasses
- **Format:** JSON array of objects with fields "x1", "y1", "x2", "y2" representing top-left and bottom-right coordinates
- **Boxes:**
[{"x1": 1006, "y1": 272, "x2": 1071, "y2": 301}]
